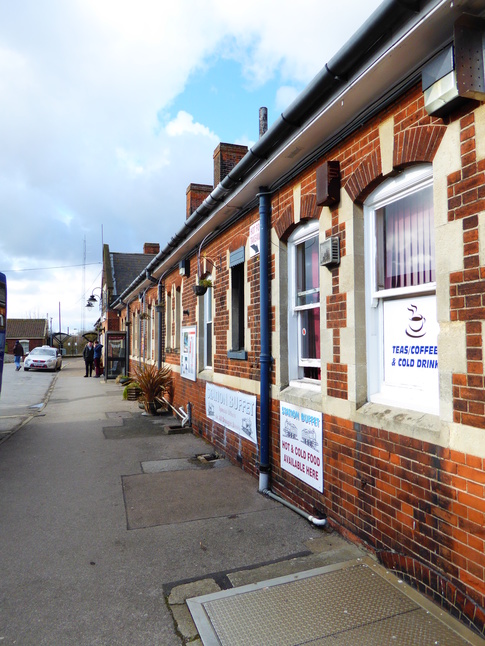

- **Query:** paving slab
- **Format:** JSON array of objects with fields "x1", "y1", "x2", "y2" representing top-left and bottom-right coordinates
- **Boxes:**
[{"x1": 122, "y1": 465, "x2": 275, "y2": 530}]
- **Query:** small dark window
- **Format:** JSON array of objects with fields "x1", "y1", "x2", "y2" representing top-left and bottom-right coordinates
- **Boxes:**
[
  {"x1": 231, "y1": 263, "x2": 245, "y2": 351},
  {"x1": 228, "y1": 246, "x2": 247, "y2": 359}
]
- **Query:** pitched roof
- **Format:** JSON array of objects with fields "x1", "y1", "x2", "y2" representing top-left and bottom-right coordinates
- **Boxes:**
[
  {"x1": 6, "y1": 318, "x2": 48, "y2": 340},
  {"x1": 110, "y1": 252, "x2": 156, "y2": 299}
]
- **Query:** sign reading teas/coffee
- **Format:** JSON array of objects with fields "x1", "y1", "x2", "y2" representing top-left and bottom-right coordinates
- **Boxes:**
[
  {"x1": 205, "y1": 383, "x2": 257, "y2": 445},
  {"x1": 280, "y1": 402, "x2": 323, "y2": 493},
  {"x1": 383, "y1": 295, "x2": 439, "y2": 398}
]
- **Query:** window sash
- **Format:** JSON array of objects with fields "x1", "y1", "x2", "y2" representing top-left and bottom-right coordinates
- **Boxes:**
[
  {"x1": 288, "y1": 223, "x2": 321, "y2": 383},
  {"x1": 376, "y1": 186, "x2": 435, "y2": 292},
  {"x1": 365, "y1": 165, "x2": 438, "y2": 414},
  {"x1": 231, "y1": 263, "x2": 245, "y2": 351},
  {"x1": 204, "y1": 286, "x2": 212, "y2": 369}
]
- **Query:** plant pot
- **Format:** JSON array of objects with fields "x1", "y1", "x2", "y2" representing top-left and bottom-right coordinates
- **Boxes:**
[
  {"x1": 193, "y1": 285, "x2": 208, "y2": 296},
  {"x1": 127, "y1": 387, "x2": 141, "y2": 401},
  {"x1": 145, "y1": 401, "x2": 158, "y2": 415}
]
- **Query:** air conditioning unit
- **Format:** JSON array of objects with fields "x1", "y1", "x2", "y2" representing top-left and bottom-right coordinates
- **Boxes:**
[{"x1": 423, "y1": 15, "x2": 485, "y2": 117}]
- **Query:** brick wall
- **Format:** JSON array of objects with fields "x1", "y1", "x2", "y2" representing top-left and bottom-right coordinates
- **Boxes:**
[
  {"x1": 449, "y1": 113, "x2": 485, "y2": 430},
  {"x1": 126, "y1": 84, "x2": 485, "y2": 635}
]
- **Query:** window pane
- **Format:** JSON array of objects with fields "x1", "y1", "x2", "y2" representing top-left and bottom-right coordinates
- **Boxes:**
[
  {"x1": 206, "y1": 321, "x2": 212, "y2": 367},
  {"x1": 299, "y1": 307, "x2": 320, "y2": 361},
  {"x1": 376, "y1": 186, "x2": 434, "y2": 290},
  {"x1": 231, "y1": 264, "x2": 244, "y2": 350},
  {"x1": 204, "y1": 287, "x2": 212, "y2": 368},
  {"x1": 297, "y1": 235, "x2": 319, "y2": 306}
]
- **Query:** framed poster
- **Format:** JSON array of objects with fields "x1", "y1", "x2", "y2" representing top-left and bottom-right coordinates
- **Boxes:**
[
  {"x1": 280, "y1": 402, "x2": 323, "y2": 492},
  {"x1": 181, "y1": 325, "x2": 196, "y2": 381}
]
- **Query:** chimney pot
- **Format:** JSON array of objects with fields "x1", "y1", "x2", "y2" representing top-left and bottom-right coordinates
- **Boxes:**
[{"x1": 259, "y1": 107, "x2": 268, "y2": 138}]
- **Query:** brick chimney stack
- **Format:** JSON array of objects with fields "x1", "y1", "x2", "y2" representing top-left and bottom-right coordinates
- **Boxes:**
[
  {"x1": 186, "y1": 183, "x2": 213, "y2": 219},
  {"x1": 143, "y1": 243, "x2": 160, "y2": 254},
  {"x1": 213, "y1": 143, "x2": 248, "y2": 187}
]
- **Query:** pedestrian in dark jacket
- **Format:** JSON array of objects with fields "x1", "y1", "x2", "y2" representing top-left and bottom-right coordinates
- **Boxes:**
[
  {"x1": 93, "y1": 341, "x2": 103, "y2": 378},
  {"x1": 83, "y1": 341, "x2": 94, "y2": 377},
  {"x1": 13, "y1": 340, "x2": 24, "y2": 371}
]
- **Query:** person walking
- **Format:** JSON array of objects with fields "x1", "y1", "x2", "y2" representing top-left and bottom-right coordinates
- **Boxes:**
[
  {"x1": 83, "y1": 341, "x2": 95, "y2": 377},
  {"x1": 13, "y1": 341, "x2": 24, "y2": 371},
  {"x1": 93, "y1": 341, "x2": 103, "y2": 378}
]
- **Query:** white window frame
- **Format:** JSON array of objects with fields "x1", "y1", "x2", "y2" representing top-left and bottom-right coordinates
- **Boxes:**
[
  {"x1": 364, "y1": 164, "x2": 438, "y2": 414},
  {"x1": 166, "y1": 291, "x2": 172, "y2": 350},
  {"x1": 288, "y1": 220, "x2": 321, "y2": 387},
  {"x1": 203, "y1": 282, "x2": 213, "y2": 369},
  {"x1": 174, "y1": 288, "x2": 181, "y2": 351},
  {"x1": 147, "y1": 306, "x2": 152, "y2": 362}
]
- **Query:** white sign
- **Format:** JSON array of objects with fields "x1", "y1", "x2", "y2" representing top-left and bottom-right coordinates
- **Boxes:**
[
  {"x1": 180, "y1": 326, "x2": 197, "y2": 381},
  {"x1": 383, "y1": 295, "x2": 438, "y2": 395},
  {"x1": 249, "y1": 221, "x2": 260, "y2": 258},
  {"x1": 280, "y1": 402, "x2": 323, "y2": 492},
  {"x1": 205, "y1": 383, "x2": 257, "y2": 444}
]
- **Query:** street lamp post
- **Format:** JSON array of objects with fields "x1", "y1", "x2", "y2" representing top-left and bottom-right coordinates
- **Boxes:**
[{"x1": 86, "y1": 287, "x2": 102, "y2": 309}]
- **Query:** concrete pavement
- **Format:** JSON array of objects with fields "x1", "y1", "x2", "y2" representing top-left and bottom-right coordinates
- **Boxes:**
[
  {"x1": 0, "y1": 358, "x2": 481, "y2": 645},
  {"x1": 0, "y1": 358, "x2": 362, "y2": 645},
  {"x1": 0, "y1": 360, "x2": 57, "y2": 439}
]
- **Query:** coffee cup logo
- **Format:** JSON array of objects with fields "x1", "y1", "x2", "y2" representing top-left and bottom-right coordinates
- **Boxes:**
[{"x1": 406, "y1": 304, "x2": 426, "y2": 338}]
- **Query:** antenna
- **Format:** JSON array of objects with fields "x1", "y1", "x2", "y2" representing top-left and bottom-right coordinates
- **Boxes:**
[{"x1": 81, "y1": 236, "x2": 86, "y2": 334}]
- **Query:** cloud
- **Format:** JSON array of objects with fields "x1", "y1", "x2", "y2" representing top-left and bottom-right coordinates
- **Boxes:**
[
  {"x1": 166, "y1": 111, "x2": 217, "y2": 139},
  {"x1": 275, "y1": 86, "x2": 301, "y2": 113},
  {"x1": 0, "y1": 0, "x2": 382, "y2": 330}
]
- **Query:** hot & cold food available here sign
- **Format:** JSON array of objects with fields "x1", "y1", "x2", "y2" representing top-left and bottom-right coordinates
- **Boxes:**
[{"x1": 280, "y1": 402, "x2": 323, "y2": 492}]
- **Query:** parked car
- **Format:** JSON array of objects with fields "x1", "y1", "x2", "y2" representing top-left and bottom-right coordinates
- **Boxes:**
[{"x1": 24, "y1": 346, "x2": 62, "y2": 372}]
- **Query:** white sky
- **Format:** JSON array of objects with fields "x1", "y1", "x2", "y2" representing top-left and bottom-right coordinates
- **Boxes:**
[{"x1": 0, "y1": 0, "x2": 382, "y2": 333}]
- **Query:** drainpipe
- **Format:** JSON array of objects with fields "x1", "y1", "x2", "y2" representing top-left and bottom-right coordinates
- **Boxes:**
[
  {"x1": 262, "y1": 488, "x2": 327, "y2": 526},
  {"x1": 258, "y1": 187, "x2": 272, "y2": 492},
  {"x1": 126, "y1": 301, "x2": 130, "y2": 376},
  {"x1": 157, "y1": 280, "x2": 164, "y2": 368},
  {"x1": 257, "y1": 184, "x2": 327, "y2": 529}
]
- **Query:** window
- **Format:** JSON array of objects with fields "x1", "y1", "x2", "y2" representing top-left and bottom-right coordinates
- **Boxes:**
[
  {"x1": 166, "y1": 291, "x2": 172, "y2": 350},
  {"x1": 228, "y1": 247, "x2": 247, "y2": 360},
  {"x1": 175, "y1": 288, "x2": 181, "y2": 351},
  {"x1": 147, "y1": 306, "x2": 152, "y2": 361},
  {"x1": 365, "y1": 164, "x2": 438, "y2": 414},
  {"x1": 288, "y1": 221, "x2": 321, "y2": 383},
  {"x1": 204, "y1": 283, "x2": 213, "y2": 369}
]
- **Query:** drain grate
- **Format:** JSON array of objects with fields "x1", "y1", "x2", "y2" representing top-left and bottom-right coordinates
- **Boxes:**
[
  {"x1": 196, "y1": 453, "x2": 221, "y2": 463},
  {"x1": 187, "y1": 559, "x2": 479, "y2": 646}
]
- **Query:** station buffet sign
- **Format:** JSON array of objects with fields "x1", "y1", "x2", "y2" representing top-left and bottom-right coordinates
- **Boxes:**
[
  {"x1": 205, "y1": 383, "x2": 257, "y2": 445},
  {"x1": 280, "y1": 402, "x2": 323, "y2": 493}
]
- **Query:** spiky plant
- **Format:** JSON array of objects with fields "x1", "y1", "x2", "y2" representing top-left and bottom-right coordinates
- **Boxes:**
[{"x1": 130, "y1": 363, "x2": 172, "y2": 413}]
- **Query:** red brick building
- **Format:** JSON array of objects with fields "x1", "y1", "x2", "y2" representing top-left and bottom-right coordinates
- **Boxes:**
[
  {"x1": 111, "y1": 1, "x2": 485, "y2": 635},
  {"x1": 6, "y1": 319, "x2": 49, "y2": 354}
]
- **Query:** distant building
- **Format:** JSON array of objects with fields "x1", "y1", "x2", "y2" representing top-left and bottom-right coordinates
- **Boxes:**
[
  {"x1": 6, "y1": 319, "x2": 49, "y2": 354},
  {"x1": 98, "y1": 242, "x2": 160, "y2": 337}
]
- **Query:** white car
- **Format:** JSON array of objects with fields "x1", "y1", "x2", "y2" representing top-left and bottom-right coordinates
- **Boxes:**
[{"x1": 24, "y1": 346, "x2": 62, "y2": 372}]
